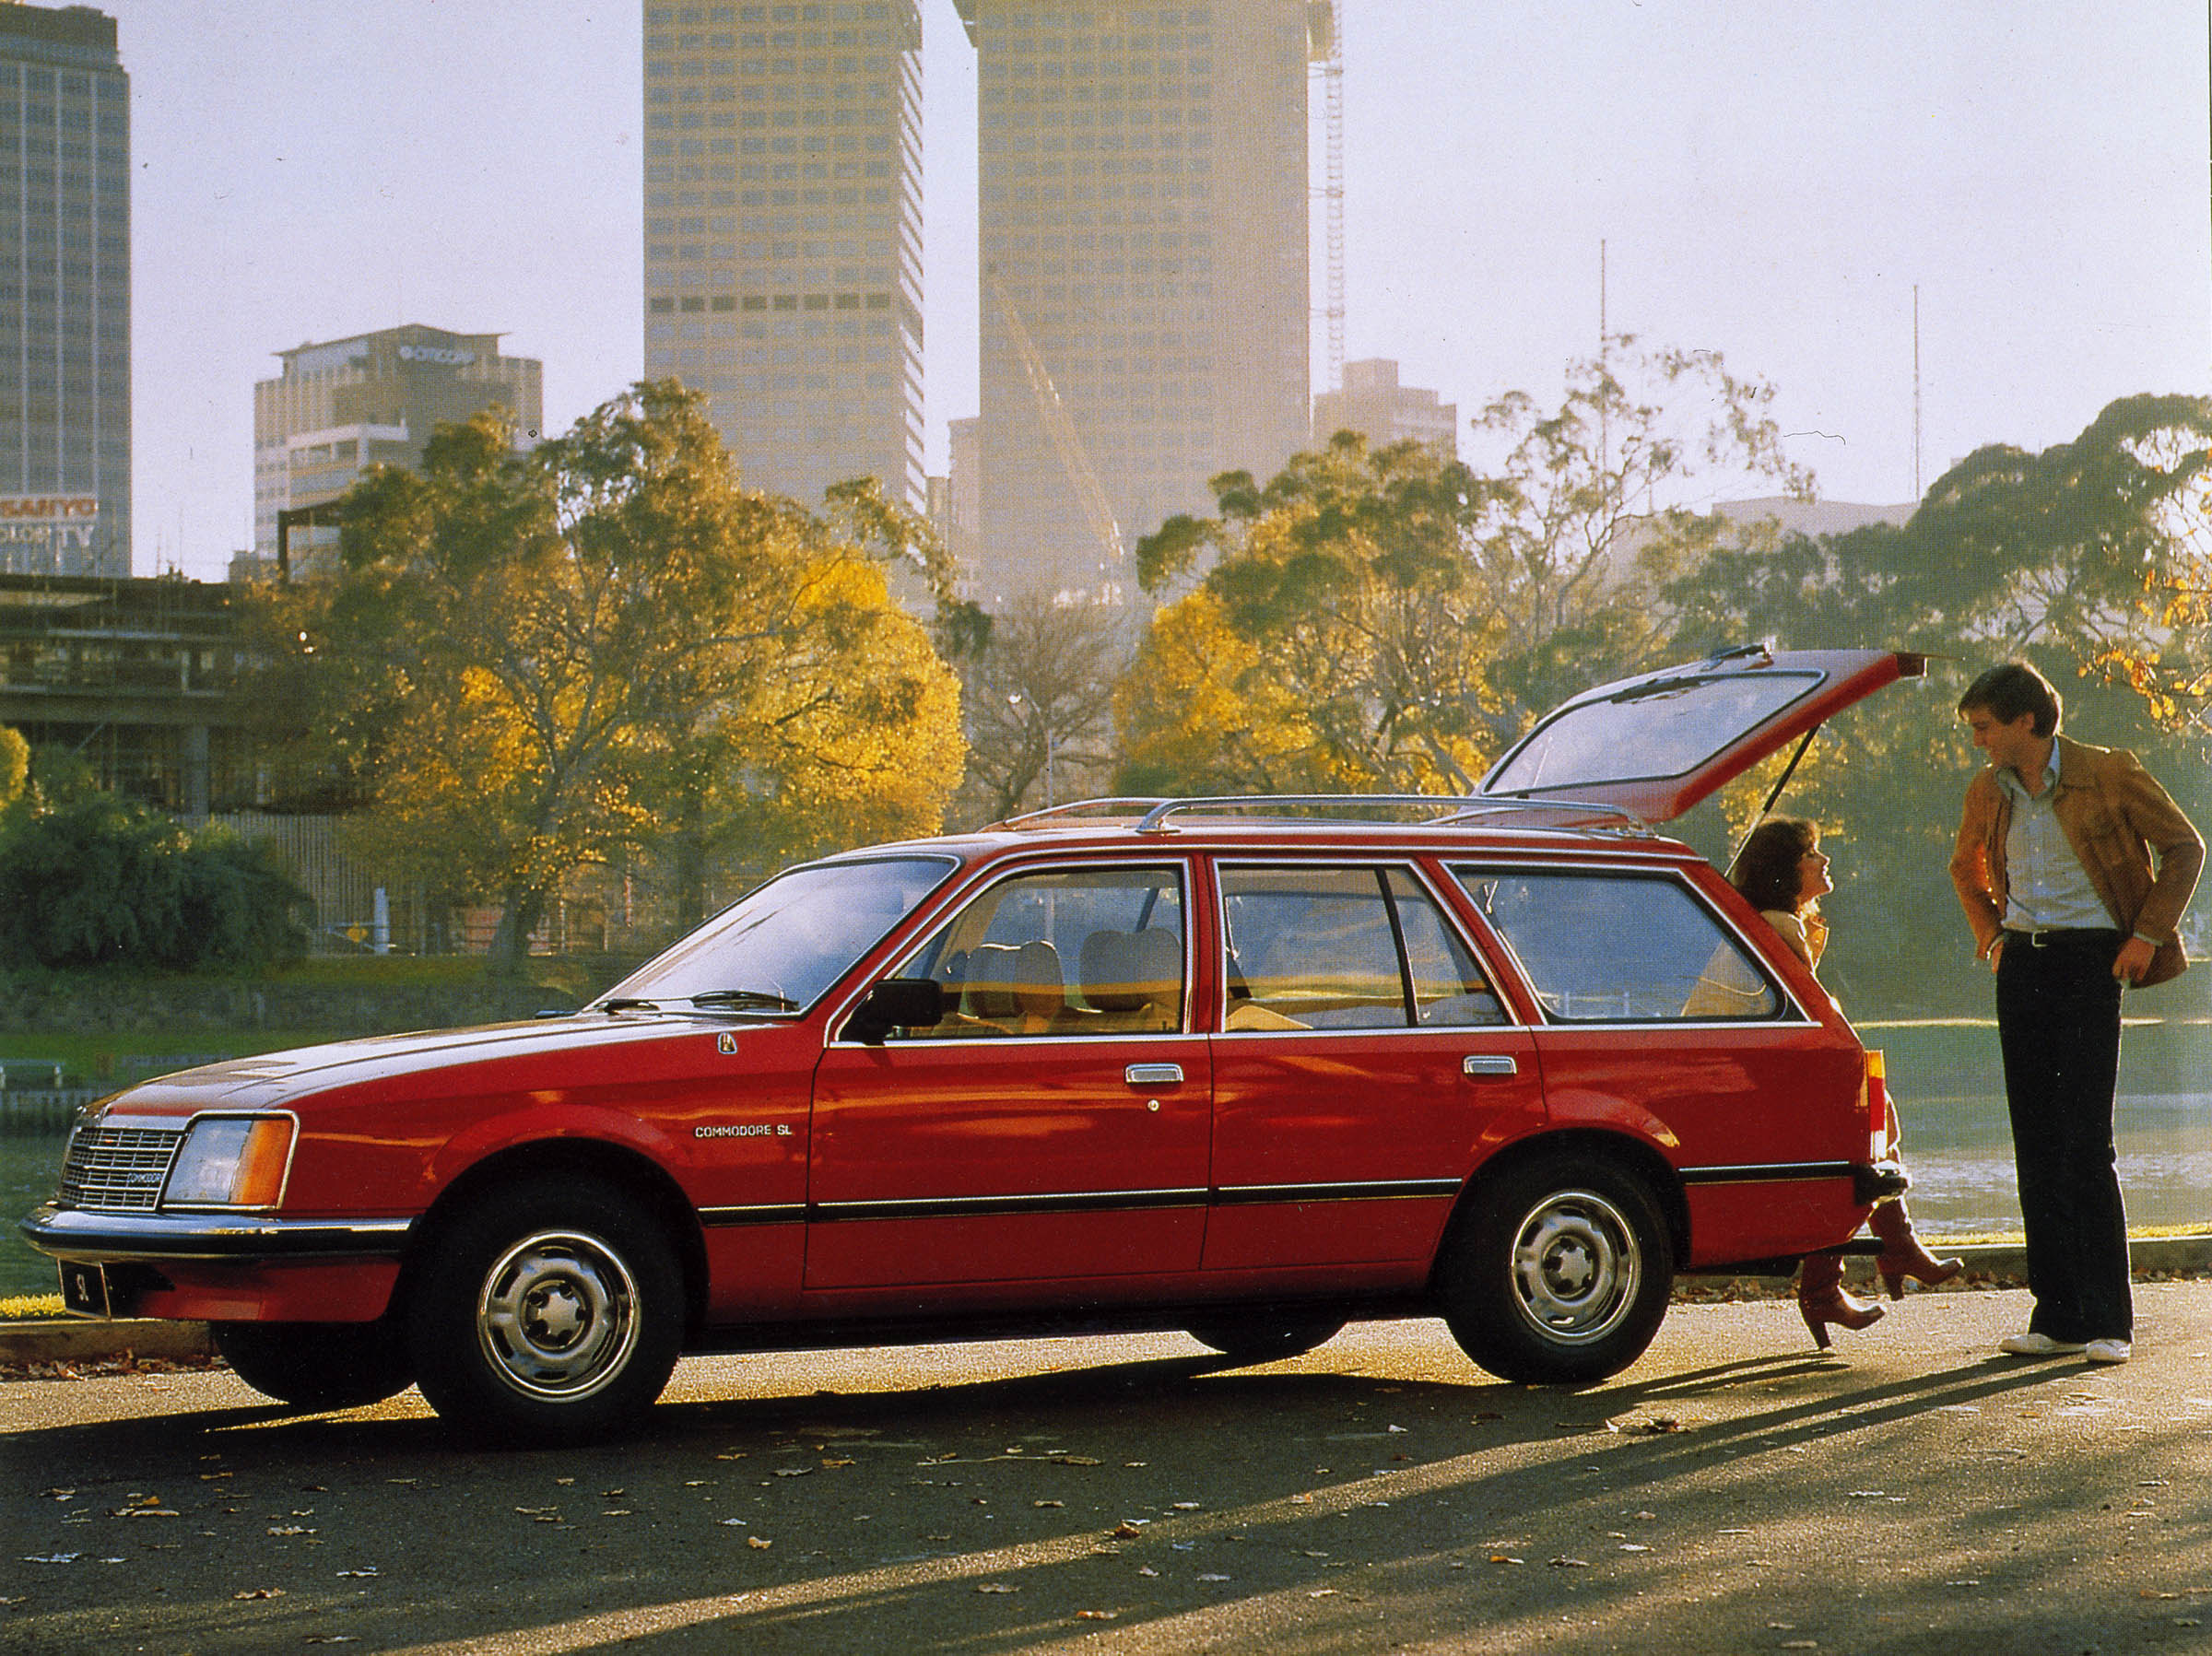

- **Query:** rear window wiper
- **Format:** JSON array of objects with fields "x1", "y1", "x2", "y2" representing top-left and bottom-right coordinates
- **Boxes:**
[{"x1": 688, "y1": 988, "x2": 800, "y2": 1011}]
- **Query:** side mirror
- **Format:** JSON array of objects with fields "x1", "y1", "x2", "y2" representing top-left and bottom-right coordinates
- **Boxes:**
[{"x1": 846, "y1": 977, "x2": 944, "y2": 1046}]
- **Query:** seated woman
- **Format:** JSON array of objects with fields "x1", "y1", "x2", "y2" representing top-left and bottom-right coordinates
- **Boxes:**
[{"x1": 1733, "y1": 816, "x2": 1964, "y2": 1350}]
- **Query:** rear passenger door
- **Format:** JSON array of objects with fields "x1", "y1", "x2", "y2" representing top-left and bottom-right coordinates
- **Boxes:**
[
  {"x1": 1451, "y1": 864, "x2": 1870, "y2": 1263},
  {"x1": 1204, "y1": 862, "x2": 1543, "y2": 1271}
]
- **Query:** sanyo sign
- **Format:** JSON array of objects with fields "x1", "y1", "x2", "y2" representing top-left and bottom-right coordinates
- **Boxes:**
[
  {"x1": 397, "y1": 344, "x2": 477, "y2": 366},
  {"x1": 0, "y1": 496, "x2": 100, "y2": 546}
]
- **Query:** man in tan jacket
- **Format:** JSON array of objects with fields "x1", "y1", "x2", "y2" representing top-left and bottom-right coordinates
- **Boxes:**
[{"x1": 1950, "y1": 661, "x2": 2202, "y2": 1366}]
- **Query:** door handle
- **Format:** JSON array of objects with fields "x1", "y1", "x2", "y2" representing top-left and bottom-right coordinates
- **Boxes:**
[
  {"x1": 1462, "y1": 1054, "x2": 1519, "y2": 1077},
  {"x1": 1125, "y1": 1063, "x2": 1184, "y2": 1086}
]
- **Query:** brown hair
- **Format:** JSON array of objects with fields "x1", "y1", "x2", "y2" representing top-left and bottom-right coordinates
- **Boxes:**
[
  {"x1": 1958, "y1": 660, "x2": 2062, "y2": 738},
  {"x1": 1733, "y1": 816, "x2": 1819, "y2": 914}
]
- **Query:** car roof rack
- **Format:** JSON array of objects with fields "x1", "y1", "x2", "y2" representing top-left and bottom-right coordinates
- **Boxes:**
[{"x1": 994, "y1": 793, "x2": 1650, "y2": 837}]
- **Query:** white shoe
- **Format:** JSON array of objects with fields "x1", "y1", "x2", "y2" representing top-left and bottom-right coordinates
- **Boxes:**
[
  {"x1": 1999, "y1": 1331, "x2": 2086, "y2": 1357},
  {"x1": 2084, "y1": 1338, "x2": 2132, "y2": 1365}
]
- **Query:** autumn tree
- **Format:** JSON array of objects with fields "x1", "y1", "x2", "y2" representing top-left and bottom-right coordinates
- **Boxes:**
[
  {"x1": 1662, "y1": 393, "x2": 2212, "y2": 1013},
  {"x1": 290, "y1": 382, "x2": 964, "y2": 969},
  {"x1": 1117, "y1": 340, "x2": 1808, "y2": 794}
]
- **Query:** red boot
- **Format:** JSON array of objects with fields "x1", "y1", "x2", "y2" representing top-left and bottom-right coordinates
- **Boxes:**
[
  {"x1": 1798, "y1": 1250, "x2": 1884, "y2": 1350},
  {"x1": 1868, "y1": 1200, "x2": 1963, "y2": 1299}
]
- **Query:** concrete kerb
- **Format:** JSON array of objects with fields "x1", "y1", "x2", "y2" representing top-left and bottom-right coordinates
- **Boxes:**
[{"x1": 6, "y1": 1236, "x2": 2210, "y2": 1368}]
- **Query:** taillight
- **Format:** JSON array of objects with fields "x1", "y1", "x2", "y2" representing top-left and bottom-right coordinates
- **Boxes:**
[{"x1": 1865, "y1": 1049, "x2": 1890, "y2": 1159}]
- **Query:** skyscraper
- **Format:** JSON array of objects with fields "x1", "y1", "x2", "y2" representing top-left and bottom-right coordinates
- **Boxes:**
[
  {"x1": 252, "y1": 324, "x2": 542, "y2": 576},
  {"x1": 959, "y1": 1, "x2": 1311, "y2": 603},
  {"x1": 641, "y1": 2, "x2": 926, "y2": 511},
  {"x1": 0, "y1": 3, "x2": 127, "y2": 578}
]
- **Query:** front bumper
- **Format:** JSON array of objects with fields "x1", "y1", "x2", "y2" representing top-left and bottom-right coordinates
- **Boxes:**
[
  {"x1": 20, "y1": 1204, "x2": 414, "y2": 1263},
  {"x1": 20, "y1": 1205, "x2": 414, "y2": 1324}
]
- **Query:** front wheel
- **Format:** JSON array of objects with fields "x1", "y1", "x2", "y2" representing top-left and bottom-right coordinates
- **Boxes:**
[
  {"x1": 214, "y1": 1319, "x2": 414, "y2": 1409},
  {"x1": 1437, "y1": 1156, "x2": 1673, "y2": 1386},
  {"x1": 406, "y1": 1178, "x2": 684, "y2": 1444}
]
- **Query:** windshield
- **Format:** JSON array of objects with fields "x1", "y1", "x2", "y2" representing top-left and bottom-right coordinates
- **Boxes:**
[
  {"x1": 597, "y1": 855, "x2": 958, "y2": 1013},
  {"x1": 1486, "y1": 673, "x2": 1820, "y2": 795}
]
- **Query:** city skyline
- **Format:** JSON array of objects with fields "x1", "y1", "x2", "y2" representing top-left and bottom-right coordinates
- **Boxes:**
[{"x1": 87, "y1": 0, "x2": 2212, "y2": 581}]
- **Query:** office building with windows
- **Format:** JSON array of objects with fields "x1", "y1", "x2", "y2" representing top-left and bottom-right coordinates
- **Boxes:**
[
  {"x1": 251, "y1": 324, "x2": 541, "y2": 575},
  {"x1": 957, "y1": 1, "x2": 1311, "y2": 602},
  {"x1": 641, "y1": 2, "x2": 925, "y2": 511},
  {"x1": 0, "y1": 3, "x2": 127, "y2": 577},
  {"x1": 1311, "y1": 358, "x2": 1458, "y2": 458}
]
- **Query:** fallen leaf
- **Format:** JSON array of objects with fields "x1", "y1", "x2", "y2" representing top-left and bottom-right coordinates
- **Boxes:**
[
  {"x1": 976, "y1": 1583, "x2": 1018, "y2": 1594},
  {"x1": 1310, "y1": 1588, "x2": 1341, "y2": 1598},
  {"x1": 1547, "y1": 1556, "x2": 1589, "y2": 1568},
  {"x1": 23, "y1": 1554, "x2": 81, "y2": 1565},
  {"x1": 1489, "y1": 1556, "x2": 1524, "y2": 1566},
  {"x1": 747, "y1": 1536, "x2": 772, "y2": 1550},
  {"x1": 266, "y1": 1526, "x2": 312, "y2": 1537},
  {"x1": 822, "y1": 1458, "x2": 855, "y2": 1468},
  {"x1": 1034, "y1": 1500, "x2": 1065, "y2": 1509},
  {"x1": 335, "y1": 1568, "x2": 380, "y2": 1579},
  {"x1": 1619, "y1": 1544, "x2": 1650, "y2": 1553},
  {"x1": 1171, "y1": 1501, "x2": 1202, "y2": 1510},
  {"x1": 1136, "y1": 1566, "x2": 1159, "y2": 1578},
  {"x1": 1197, "y1": 1573, "x2": 1230, "y2": 1582},
  {"x1": 773, "y1": 1469, "x2": 812, "y2": 1479},
  {"x1": 233, "y1": 1588, "x2": 285, "y2": 1601},
  {"x1": 1076, "y1": 1608, "x2": 1120, "y2": 1619},
  {"x1": 1111, "y1": 1521, "x2": 1146, "y2": 1538},
  {"x1": 1056, "y1": 1455, "x2": 1102, "y2": 1466}
]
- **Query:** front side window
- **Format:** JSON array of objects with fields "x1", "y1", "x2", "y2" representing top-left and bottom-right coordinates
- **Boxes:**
[
  {"x1": 1452, "y1": 866, "x2": 1781, "y2": 1023},
  {"x1": 1219, "y1": 865, "x2": 1506, "y2": 1032},
  {"x1": 888, "y1": 863, "x2": 1186, "y2": 1039}
]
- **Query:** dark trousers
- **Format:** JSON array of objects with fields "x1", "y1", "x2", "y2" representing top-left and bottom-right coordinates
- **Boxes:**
[{"x1": 1995, "y1": 930, "x2": 2131, "y2": 1342}]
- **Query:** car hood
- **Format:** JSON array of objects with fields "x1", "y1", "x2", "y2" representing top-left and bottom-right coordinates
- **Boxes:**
[
  {"x1": 87, "y1": 1015, "x2": 725, "y2": 1114},
  {"x1": 1477, "y1": 645, "x2": 1926, "y2": 823}
]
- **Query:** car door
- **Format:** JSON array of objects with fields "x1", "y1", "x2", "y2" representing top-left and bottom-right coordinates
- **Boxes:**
[
  {"x1": 1204, "y1": 861, "x2": 1542, "y2": 1272},
  {"x1": 1451, "y1": 862, "x2": 1872, "y2": 1265},
  {"x1": 806, "y1": 860, "x2": 1209, "y2": 1292}
]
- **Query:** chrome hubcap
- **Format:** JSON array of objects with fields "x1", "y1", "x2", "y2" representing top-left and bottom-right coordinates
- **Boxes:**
[
  {"x1": 1510, "y1": 1190, "x2": 1640, "y2": 1345},
  {"x1": 477, "y1": 1229, "x2": 640, "y2": 1400}
]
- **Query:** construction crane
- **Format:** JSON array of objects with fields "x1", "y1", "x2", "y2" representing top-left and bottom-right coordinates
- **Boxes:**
[
  {"x1": 1309, "y1": 0, "x2": 1346, "y2": 391},
  {"x1": 984, "y1": 264, "x2": 1126, "y2": 583}
]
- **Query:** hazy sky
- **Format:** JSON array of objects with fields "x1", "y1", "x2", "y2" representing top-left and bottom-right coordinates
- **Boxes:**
[{"x1": 105, "y1": 0, "x2": 2209, "y2": 581}]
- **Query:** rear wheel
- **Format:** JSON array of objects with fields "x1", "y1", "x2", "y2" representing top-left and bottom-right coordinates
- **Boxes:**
[
  {"x1": 406, "y1": 1178, "x2": 684, "y2": 1444},
  {"x1": 1438, "y1": 1156, "x2": 1673, "y2": 1385},
  {"x1": 213, "y1": 1320, "x2": 414, "y2": 1410},
  {"x1": 1186, "y1": 1312, "x2": 1346, "y2": 1363}
]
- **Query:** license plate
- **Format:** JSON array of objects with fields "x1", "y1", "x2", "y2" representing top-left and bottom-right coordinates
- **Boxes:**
[{"x1": 57, "y1": 1259, "x2": 110, "y2": 1318}]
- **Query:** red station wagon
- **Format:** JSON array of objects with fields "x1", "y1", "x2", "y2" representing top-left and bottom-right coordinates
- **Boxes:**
[{"x1": 22, "y1": 647, "x2": 1924, "y2": 1440}]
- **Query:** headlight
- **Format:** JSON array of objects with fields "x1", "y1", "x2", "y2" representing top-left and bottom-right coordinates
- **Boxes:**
[{"x1": 164, "y1": 1116, "x2": 297, "y2": 1210}]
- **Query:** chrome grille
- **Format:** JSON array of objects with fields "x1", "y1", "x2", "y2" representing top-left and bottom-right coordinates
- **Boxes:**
[{"x1": 57, "y1": 1125, "x2": 186, "y2": 1213}]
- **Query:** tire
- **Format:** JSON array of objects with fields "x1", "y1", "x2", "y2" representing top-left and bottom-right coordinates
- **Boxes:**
[
  {"x1": 406, "y1": 1178, "x2": 684, "y2": 1444},
  {"x1": 1437, "y1": 1155, "x2": 1673, "y2": 1386},
  {"x1": 213, "y1": 1320, "x2": 415, "y2": 1410},
  {"x1": 1186, "y1": 1312, "x2": 1347, "y2": 1364}
]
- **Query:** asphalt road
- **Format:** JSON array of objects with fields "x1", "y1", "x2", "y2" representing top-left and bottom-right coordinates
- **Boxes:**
[{"x1": 5, "y1": 1284, "x2": 2211, "y2": 1656}]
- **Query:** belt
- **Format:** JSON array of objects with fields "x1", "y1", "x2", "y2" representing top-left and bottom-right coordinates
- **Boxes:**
[{"x1": 2004, "y1": 927, "x2": 2123, "y2": 948}]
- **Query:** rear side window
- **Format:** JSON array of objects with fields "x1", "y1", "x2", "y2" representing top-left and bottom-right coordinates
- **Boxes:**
[
  {"x1": 1449, "y1": 867, "x2": 1781, "y2": 1023},
  {"x1": 1219, "y1": 865, "x2": 1507, "y2": 1031}
]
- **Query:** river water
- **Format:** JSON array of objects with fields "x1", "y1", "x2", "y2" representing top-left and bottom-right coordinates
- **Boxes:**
[{"x1": 2, "y1": 1021, "x2": 2205, "y2": 1299}]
